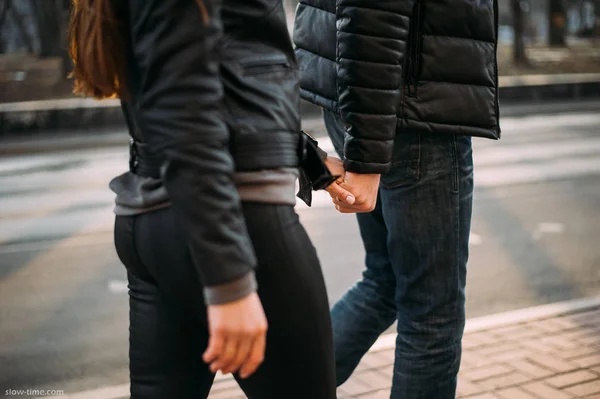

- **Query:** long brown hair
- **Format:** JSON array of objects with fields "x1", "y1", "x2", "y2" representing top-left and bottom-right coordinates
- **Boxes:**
[
  {"x1": 68, "y1": 0, "x2": 127, "y2": 99},
  {"x1": 68, "y1": 0, "x2": 209, "y2": 100}
]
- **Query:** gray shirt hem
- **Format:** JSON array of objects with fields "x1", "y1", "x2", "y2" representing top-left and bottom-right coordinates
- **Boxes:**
[{"x1": 203, "y1": 272, "x2": 258, "y2": 305}]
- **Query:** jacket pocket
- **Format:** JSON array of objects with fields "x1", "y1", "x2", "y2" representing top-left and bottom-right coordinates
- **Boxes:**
[
  {"x1": 381, "y1": 132, "x2": 421, "y2": 189},
  {"x1": 241, "y1": 56, "x2": 291, "y2": 76},
  {"x1": 404, "y1": 0, "x2": 423, "y2": 98}
]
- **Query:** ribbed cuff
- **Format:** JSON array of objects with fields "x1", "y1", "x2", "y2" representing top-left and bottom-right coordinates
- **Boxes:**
[
  {"x1": 344, "y1": 159, "x2": 391, "y2": 174},
  {"x1": 203, "y1": 272, "x2": 258, "y2": 305}
]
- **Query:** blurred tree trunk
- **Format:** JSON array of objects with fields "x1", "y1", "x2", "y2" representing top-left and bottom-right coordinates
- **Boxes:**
[
  {"x1": 512, "y1": 0, "x2": 530, "y2": 65},
  {"x1": 596, "y1": 0, "x2": 600, "y2": 35},
  {"x1": 549, "y1": 0, "x2": 567, "y2": 45},
  {"x1": 32, "y1": 0, "x2": 71, "y2": 75}
]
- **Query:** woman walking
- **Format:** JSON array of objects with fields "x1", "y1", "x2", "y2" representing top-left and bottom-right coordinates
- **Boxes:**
[{"x1": 68, "y1": 0, "x2": 337, "y2": 397}]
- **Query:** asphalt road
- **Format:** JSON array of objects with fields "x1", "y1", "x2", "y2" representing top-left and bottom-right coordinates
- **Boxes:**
[{"x1": 1, "y1": 110, "x2": 599, "y2": 397}]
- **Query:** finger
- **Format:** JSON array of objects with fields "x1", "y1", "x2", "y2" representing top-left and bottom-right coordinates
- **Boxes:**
[
  {"x1": 326, "y1": 183, "x2": 356, "y2": 205},
  {"x1": 223, "y1": 335, "x2": 253, "y2": 375},
  {"x1": 331, "y1": 196, "x2": 356, "y2": 208},
  {"x1": 335, "y1": 204, "x2": 358, "y2": 214},
  {"x1": 210, "y1": 337, "x2": 239, "y2": 373},
  {"x1": 203, "y1": 329, "x2": 225, "y2": 364},
  {"x1": 240, "y1": 331, "x2": 266, "y2": 379}
]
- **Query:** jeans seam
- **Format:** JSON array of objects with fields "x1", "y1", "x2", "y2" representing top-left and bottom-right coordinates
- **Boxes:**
[
  {"x1": 453, "y1": 136, "x2": 465, "y2": 380},
  {"x1": 450, "y1": 135, "x2": 459, "y2": 193}
]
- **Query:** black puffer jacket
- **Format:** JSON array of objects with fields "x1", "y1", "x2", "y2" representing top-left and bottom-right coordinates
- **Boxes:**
[
  {"x1": 294, "y1": 0, "x2": 501, "y2": 174},
  {"x1": 123, "y1": 0, "x2": 300, "y2": 287}
]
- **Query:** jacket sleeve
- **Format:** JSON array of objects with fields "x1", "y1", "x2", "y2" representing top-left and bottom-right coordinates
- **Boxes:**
[
  {"x1": 336, "y1": 0, "x2": 412, "y2": 174},
  {"x1": 128, "y1": 0, "x2": 257, "y2": 289}
]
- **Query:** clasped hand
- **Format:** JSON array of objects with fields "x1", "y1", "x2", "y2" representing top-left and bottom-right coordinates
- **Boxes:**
[{"x1": 324, "y1": 156, "x2": 380, "y2": 214}]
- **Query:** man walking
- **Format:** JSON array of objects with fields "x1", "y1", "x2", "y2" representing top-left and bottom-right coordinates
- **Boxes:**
[{"x1": 294, "y1": 1, "x2": 500, "y2": 397}]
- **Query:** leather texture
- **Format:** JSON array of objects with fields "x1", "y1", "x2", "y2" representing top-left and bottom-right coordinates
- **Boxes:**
[
  {"x1": 294, "y1": 0, "x2": 501, "y2": 174},
  {"x1": 121, "y1": 0, "x2": 301, "y2": 287}
]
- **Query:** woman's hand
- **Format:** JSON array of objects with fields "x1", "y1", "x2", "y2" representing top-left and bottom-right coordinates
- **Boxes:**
[
  {"x1": 203, "y1": 292, "x2": 268, "y2": 379},
  {"x1": 324, "y1": 156, "x2": 356, "y2": 206}
]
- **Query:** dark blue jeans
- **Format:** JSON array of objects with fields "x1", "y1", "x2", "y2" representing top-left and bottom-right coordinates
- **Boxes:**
[{"x1": 323, "y1": 111, "x2": 474, "y2": 398}]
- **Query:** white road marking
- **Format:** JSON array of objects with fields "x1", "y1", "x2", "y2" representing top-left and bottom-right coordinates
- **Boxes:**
[
  {"x1": 469, "y1": 233, "x2": 483, "y2": 246},
  {"x1": 108, "y1": 280, "x2": 128, "y2": 294},
  {"x1": 473, "y1": 139, "x2": 600, "y2": 167},
  {"x1": 533, "y1": 222, "x2": 565, "y2": 240}
]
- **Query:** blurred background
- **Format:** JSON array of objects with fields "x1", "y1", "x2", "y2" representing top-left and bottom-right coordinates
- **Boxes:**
[{"x1": 0, "y1": 0, "x2": 599, "y2": 398}]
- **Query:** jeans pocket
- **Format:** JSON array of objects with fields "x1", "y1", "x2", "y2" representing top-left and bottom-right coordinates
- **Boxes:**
[{"x1": 381, "y1": 132, "x2": 421, "y2": 189}]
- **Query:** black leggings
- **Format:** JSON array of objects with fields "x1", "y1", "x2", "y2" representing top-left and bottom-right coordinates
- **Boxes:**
[{"x1": 114, "y1": 203, "x2": 336, "y2": 399}]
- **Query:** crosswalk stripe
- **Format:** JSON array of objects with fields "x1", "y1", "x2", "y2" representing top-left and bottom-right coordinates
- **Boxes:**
[{"x1": 474, "y1": 138, "x2": 600, "y2": 167}]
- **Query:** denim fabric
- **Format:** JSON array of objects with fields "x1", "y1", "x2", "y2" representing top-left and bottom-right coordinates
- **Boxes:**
[{"x1": 323, "y1": 111, "x2": 474, "y2": 399}]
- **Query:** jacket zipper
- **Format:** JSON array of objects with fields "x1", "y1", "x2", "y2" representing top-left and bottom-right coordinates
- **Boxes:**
[{"x1": 405, "y1": 0, "x2": 423, "y2": 98}]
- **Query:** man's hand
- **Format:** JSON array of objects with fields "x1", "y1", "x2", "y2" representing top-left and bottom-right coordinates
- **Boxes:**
[{"x1": 332, "y1": 172, "x2": 380, "y2": 213}]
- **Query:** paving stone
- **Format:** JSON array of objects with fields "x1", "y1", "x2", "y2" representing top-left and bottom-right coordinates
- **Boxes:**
[
  {"x1": 492, "y1": 324, "x2": 543, "y2": 340},
  {"x1": 354, "y1": 370, "x2": 392, "y2": 390},
  {"x1": 463, "y1": 334, "x2": 491, "y2": 350},
  {"x1": 479, "y1": 371, "x2": 530, "y2": 390},
  {"x1": 339, "y1": 377, "x2": 374, "y2": 396},
  {"x1": 580, "y1": 334, "x2": 600, "y2": 346},
  {"x1": 336, "y1": 387, "x2": 355, "y2": 399},
  {"x1": 474, "y1": 343, "x2": 520, "y2": 357},
  {"x1": 207, "y1": 388, "x2": 245, "y2": 399},
  {"x1": 378, "y1": 364, "x2": 394, "y2": 380},
  {"x1": 556, "y1": 345, "x2": 600, "y2": 360},
  {"x1": 546, "y1": 370, "x2": 599, "y2": 388},
  {"x1": 460, "y1": 357, "x2": 477, "y2": 370},
  {"x1": 548, "y1": 317, "x2": 581, "y2": 330},
  {"x1": 495, "y1": 387, "x2": 539, "y2": 399},
  {"x1": 560, "y1": 328, "x2": 597, "y2": 341},
  {"x1": 574, "y1": 353, "x2": 600, "y2": 368},
  {"x1": 461, "y1": 352, "x2": 498, "y2": 367},
  {"x1": 510, "y1": 358, "x2": 556, "y2": 378},
  {"x1": 464, "y1": 394, "x2": 501, "y2": 399},
  {"x1": 526, "y1": 353, "x2": 579, "y2": 373},
  {"x1": 562, "y1": 310, "x2": 600, "y2": 326},
  {"x1": 491, "y1": 348, "x2": 534, "y2": 362},
  {"x1": 210, "y1": 378, "x2": 240, "y2": 393},
  {"x1": 541, "y1": 335, "x2": 582, "y2": 350},
  {"x1": 465, "y1": 331, "x2": 500, "y2": 345},
  {"x1": 357, "y1": 389, "x2": 390, "y2": 399},
  {"x1": 456, "y1": 378, "x2": 486, "y2": 397},
  {"x1": 533, "y1": 319, "x2": 574, "y2": 333},
  {"x1": 566, "y1": 380, "x2": 600, "y2": 396},
  {"x1": 462, "y1": 364, "x2": 512, "y2": 382},
  {"x1": 521, "y1": 381, "x2": 574, "y2": 399},
  {"x1": 520, "y1": 338, "x2": 555, "y2": 353}
]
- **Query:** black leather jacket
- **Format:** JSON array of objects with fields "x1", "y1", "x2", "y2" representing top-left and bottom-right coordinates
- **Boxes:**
[
  {"x1": 294, "y1": 0, "x2": 501, "y2": 174},
  {"x1": 122, "y1": 0, "x2": 300, "y2": 287}
]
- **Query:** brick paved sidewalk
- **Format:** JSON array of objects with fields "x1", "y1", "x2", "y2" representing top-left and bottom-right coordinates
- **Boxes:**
[{"x1": 206, "y1": 299, "x2": 600, "y2": 399}]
